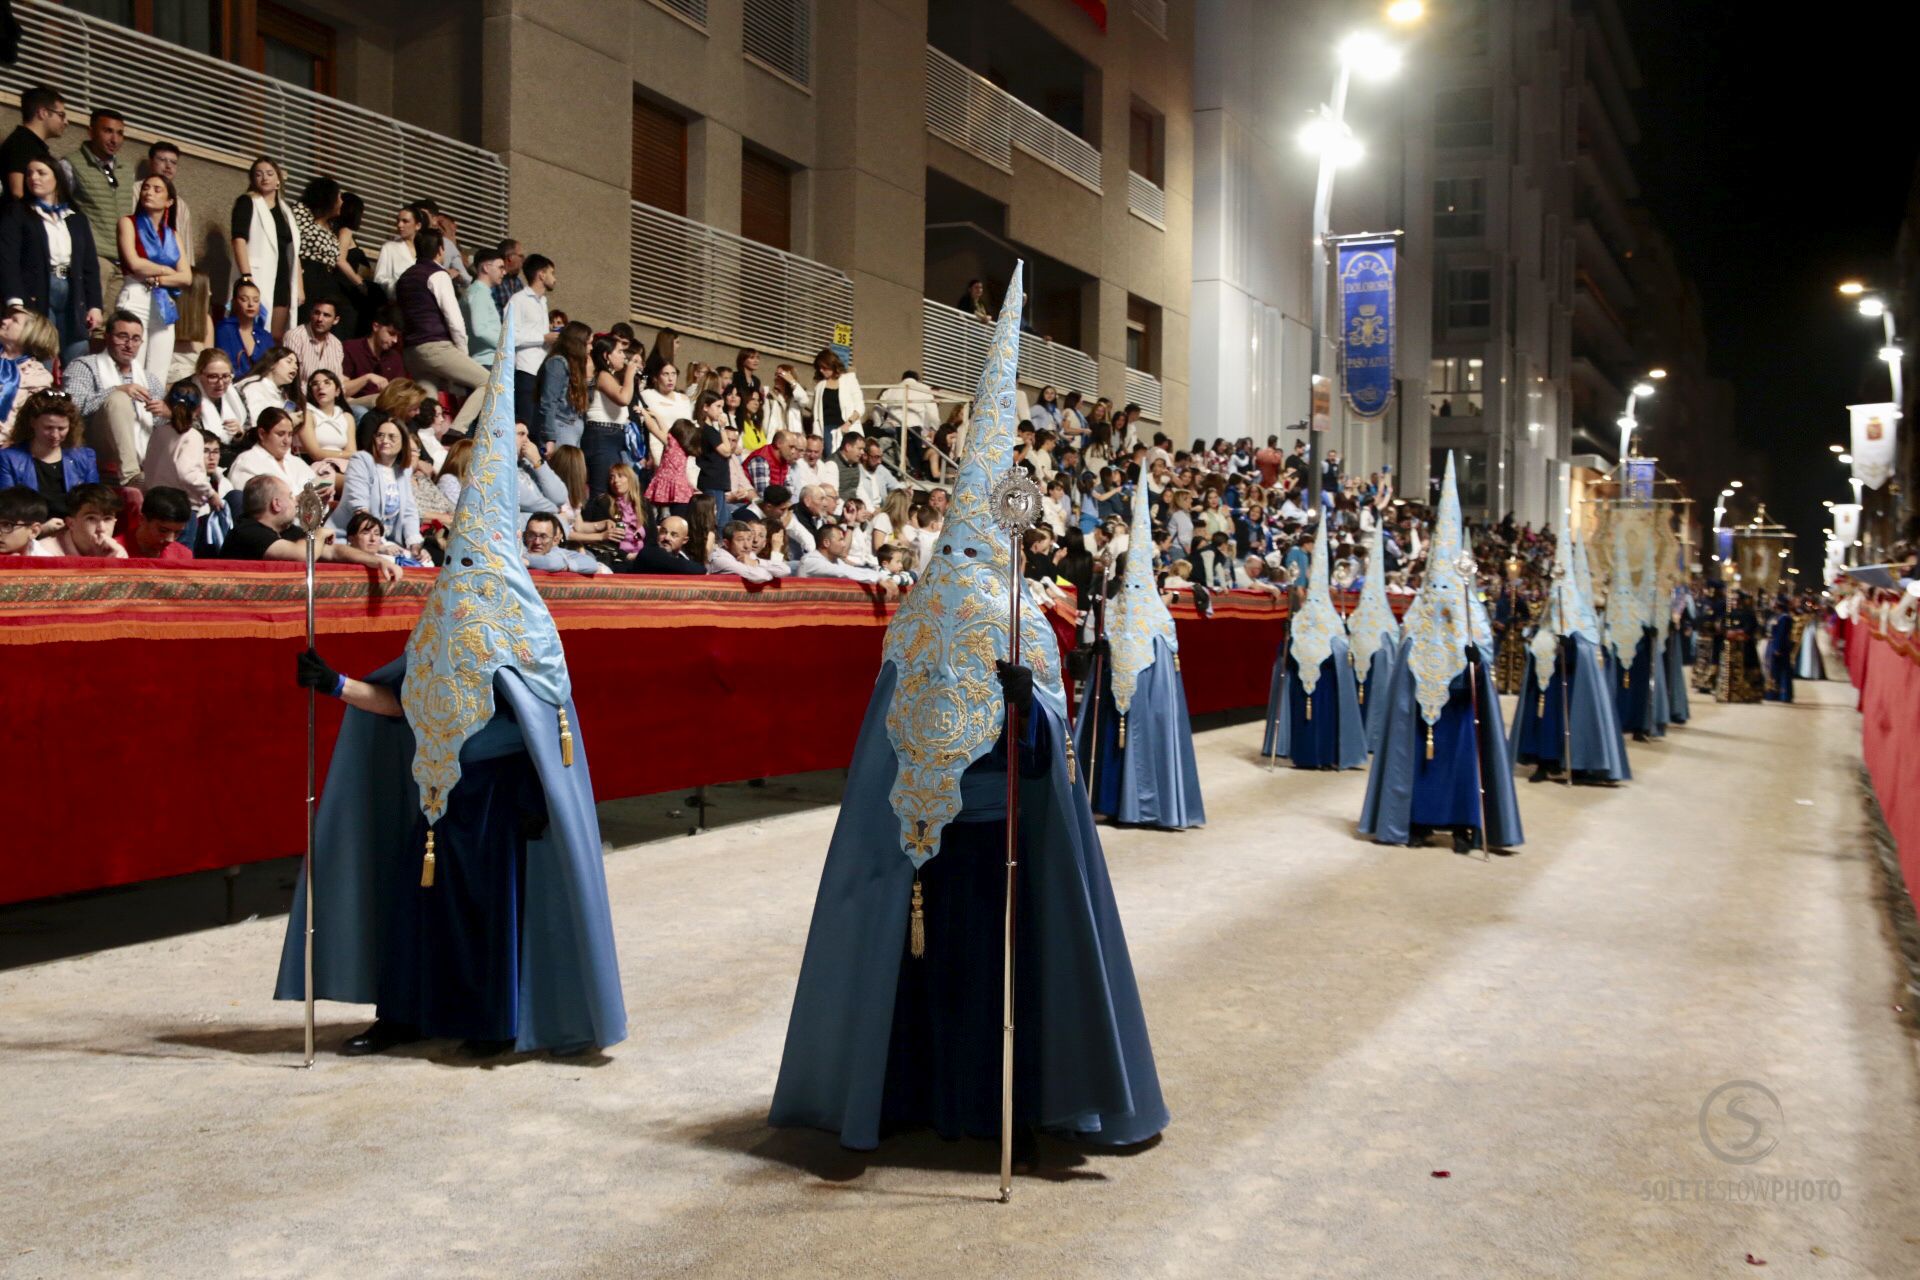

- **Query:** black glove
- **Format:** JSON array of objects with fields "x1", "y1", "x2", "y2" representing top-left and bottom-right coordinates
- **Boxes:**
[
  {"x1": 296, "y1": 647, "x2": 342, "y2": 696},
  {"x1": 996, "y1": 660, "x2": 1034, "y2": 713}
]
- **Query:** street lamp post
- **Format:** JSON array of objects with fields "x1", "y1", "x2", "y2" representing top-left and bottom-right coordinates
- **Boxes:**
[
  {"x1": 1614, "y1": 369, "x2": 1666, "y2": 464},
  {"x1": 1300, "y1": 31, "x2": 1403, "y2": 520}
]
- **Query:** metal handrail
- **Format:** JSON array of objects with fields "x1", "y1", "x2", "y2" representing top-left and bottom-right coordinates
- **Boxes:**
[
  {"x1": 1127, "y1": 169, "x2": 1167, "y2": 226},
  {"x1": 924, "y1": 46, "x2": 1102, "y2": 193},
  {"x1": 921, "y1": 298, "x2": 1100, "y2": 402},
  {"x1": 0, "y1": 0, "x2": 509, "y2": 244}
]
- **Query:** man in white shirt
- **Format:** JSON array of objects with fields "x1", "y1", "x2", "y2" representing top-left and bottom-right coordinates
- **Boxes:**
[
  {"x1": 855, "y1": 437, "x2": 900, "y2": 508},
  {"x1": 707, "y1": 519, "x2": 793, "y2": 583},
  {"x1": 67, "y1": 310, "x2": 163, "y2": 485},
  {"x1": 876, "y1": 370, "x2": 938, "y2": 442},
  {"x1": 796, "y1": 524, "x2": 902, "y2": 594},
  {"x1": 788, "y1": 432, "x2": 835, "y2": 496},
  {"x1": 507, "y1": 253, "x2": 556, "y2": 426},
  {"x1": 285, "y1": 299, "x2": 345, "y2": 385}
]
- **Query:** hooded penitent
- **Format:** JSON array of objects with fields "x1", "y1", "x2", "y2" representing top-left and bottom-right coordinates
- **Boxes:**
[
  {"x1": 1106, "y1": 461, "x2": 1179, "y2": 721},
  {"x1": 1402, "y1": 452, "x2": 1480, "y2": 725},
  {"x1": 1290, "y1": 511, "x2": 1344, "y2": 698},
  {"x1": 1348, "y1": 519, "x2": 1400, "y2": 687}
]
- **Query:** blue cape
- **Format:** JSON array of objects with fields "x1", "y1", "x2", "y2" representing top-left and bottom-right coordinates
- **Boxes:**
[
  {"x1": 274, "y1": 657, "x2": 627, "y2": 1053},
  {"x1": 1362, "y1": 640, "x2": 1400, "y2": 757},
  {"x1": 770, "y1": 662, "x2": 1167, "y2": 1150},
  {"x1": 1664, "y1": 630, "x2": 1692, "y2": 723},
  {"x1": 1358, "y1": 635, "x2": 1524, "y2": 848},
  {"x1": 1262, "y1": 636, "x2": 1367, "y2": 769},
  {"x1": 1507, "y1": 633, "x2": 1631, "y2": 781},
  {"x1": 1075, "y1": 636, "x2": 1207, "y2": 828}
]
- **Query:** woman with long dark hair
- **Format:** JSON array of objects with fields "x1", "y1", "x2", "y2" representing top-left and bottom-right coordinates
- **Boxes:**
[
  {"x1": 229, "y1": 156, "x2": 299, "y2": 338},
  {"x1": 328, "y1": 190, "x2": 374, "y2": 337},
  {"x1": 115, "y1": 173, "x2": 189, "y2": 382},
  {"x1": 293, "y1": 175, "x2": 360, "y2": 335},
  {"x1": 584, "y1": 333, "x2": 642, "y2": 497},
  {"x1": 536, "y1": 319, "x2": 593, "y2": 449}
]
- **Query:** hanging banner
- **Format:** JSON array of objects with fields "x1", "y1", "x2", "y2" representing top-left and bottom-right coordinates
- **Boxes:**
[
  {"x1": 1337, "y1": 240, "x2": 1396, "y2": 419},
  {"x1": 1624, "y1": 458, "x2": 1657, "y2": 501},
  {"x1": 1833, "y1": 502, "x2": 1861, "y2": 545},
  {"x1": 1715, "y1": 528, "x2": 1734, "y2": 565},
  {"x1": 1849, "y1": 401, "x2": 1899, "y2": 490}
]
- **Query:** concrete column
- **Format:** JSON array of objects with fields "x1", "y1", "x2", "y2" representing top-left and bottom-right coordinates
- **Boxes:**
[
  {"x1": 687, "y1": 119, "x2": 743, "y2": 234},
  {"x1": 810, "y1": 0, "x2": 929, "y2": 392},
  {"x1": 480, "y1": 0, "x2": 632, "y2": 331}
]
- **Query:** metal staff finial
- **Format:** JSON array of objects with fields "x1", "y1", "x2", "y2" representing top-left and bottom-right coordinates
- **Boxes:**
[
  {"x1": 293, "y1": 479, "x2": 331, "y2": 1068},
  {"x1": 988, "y1": 468, "x2": 1044, "y2": 1204}
]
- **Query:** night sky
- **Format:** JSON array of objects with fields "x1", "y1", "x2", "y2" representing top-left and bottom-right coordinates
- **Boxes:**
[{"x1": 1621, "y1": 0, "x2": 1917, "y2": 560}]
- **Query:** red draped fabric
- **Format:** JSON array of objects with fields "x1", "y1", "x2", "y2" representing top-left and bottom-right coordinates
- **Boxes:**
[
  {"x1": 1, "y1": 561, "x2": 1383, "y2": 904},
  {"x1": 1853, "y1": 604, "x2": 1920, "y2": 915}
]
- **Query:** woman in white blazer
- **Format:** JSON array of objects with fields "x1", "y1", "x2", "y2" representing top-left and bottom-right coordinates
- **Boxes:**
[
  {"x1": 228, "y1": 157, "x2": 301, "y2": 340},
  {"x1": 810, "y1": 348, "x2": 863, "y2": 451}
]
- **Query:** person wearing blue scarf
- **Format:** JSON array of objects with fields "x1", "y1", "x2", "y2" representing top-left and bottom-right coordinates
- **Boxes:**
[{"x1": 115, "y1": 174, "x2": 188, "y2": 382}]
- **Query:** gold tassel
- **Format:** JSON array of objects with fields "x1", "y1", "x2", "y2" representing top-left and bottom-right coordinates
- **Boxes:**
[
  {"x1": 1173, "y1": 652, "x2": 1182, "y2": 673},
  {"x1": 1065, "y1": 739, "x2": 1078, "y2": 785},
  {"x1": 909, "y1": 876, "x2": 925, "y2": 959},
  {"x1": 1623, "y1": 670, "x2": 1631, "y2": 689},
  {"x1": 1118, "y1": 715, "x2": 1127, "y2": 748},
  {"x1": 1425, "y1": 725, "x2": 1434, "y2": 760},
  {"x1": 420, "y1": 829, "x2": 437, "y2": 888},
  {"x1": 557, "y1": 708, "x2": 574, "y2": 767},
  {"x1": 1305, "y1": 694, "x2": 1313, "y2": 721},
  {"x1": 1538, "y1": 694, "x2": 1546, "y2": 715}
]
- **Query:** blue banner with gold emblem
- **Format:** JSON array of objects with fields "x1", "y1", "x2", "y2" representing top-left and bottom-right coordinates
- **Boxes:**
[
  {"x1": 1338, "y1": 240, "x2": 1396, "y2": 419},
  {"x1": 1624, "y1": 458, "x2": 1656, "y2": 501}
]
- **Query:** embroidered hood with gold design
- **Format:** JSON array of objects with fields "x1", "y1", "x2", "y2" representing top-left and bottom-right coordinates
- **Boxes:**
[
  {"x1": 1347, "y1": 518, "x2": 1399, "y2": 682},
  {"x1": 880, "y1": 265, "x2": 1066, "y2": 866},
  {"x1": 1106, "y1": 464, "x2": 1179, "y2": 716},
  {"x1": 1401, "y1": 451, "x2": 1483, "y2": 725},
  {"x1": 1288, "y1": 510, "x2": 1346, "y2": 696},
  {"x1": 402, "y1": 309, "x2": 571, "y2": 824}
]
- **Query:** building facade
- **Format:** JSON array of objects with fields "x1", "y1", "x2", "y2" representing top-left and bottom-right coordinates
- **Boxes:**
[{"x1": 5, "y1": 0, "x2": 1193, "y2": 438}]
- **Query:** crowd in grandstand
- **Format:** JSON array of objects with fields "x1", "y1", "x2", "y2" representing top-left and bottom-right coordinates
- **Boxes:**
[{"x1": 0, "y1": 82, "x2": 1463, "y2": 610}]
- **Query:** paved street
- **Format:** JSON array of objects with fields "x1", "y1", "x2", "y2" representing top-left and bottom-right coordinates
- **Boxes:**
[{"x1": 4, "y1": 681, "x2": 1917, "y2": 1279}]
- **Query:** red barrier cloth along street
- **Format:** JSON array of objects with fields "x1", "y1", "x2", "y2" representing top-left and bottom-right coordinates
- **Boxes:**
[
  {"x1": 1855, "y1": 608, "x2": 1920, "y2": 914},
  {"x1": 0, "y1": 560, "x2": 1318, "y2": 904}
]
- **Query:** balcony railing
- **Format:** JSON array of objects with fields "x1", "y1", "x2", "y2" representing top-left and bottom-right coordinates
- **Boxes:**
[
  {"x1": 0, "y1": 0, "x2": 508, "y2": 246},
  {"x1": 924, "y1": 47, "x2": 1102, "y2": 194},
  {"x1": 630, "y1": 201, "x2": 852, "y2": 359},
  {"x1": 1132, "y1": 0, "x2": 1169, "y2": 38},
  {"x1": 1123, "y1": 366, "x2": 1165, "y2": 421},
  {"x1": 922, "y1": 299, "x2": 1099, "y2": 402},
  {"x1": 1127, "y1": 170, "x2": 1166, "y2": 228}
]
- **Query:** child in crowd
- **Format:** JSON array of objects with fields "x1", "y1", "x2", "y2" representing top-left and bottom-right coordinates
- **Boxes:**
[
  {"x1": 0, "y1": 488, "x2": 55, "y2": 556},
  {"x1": 45, "y1": 484, "x2": 130, "y2": 558},
  {"x1": 877, "y1": 543, "x2": 917, "y2": 588}
]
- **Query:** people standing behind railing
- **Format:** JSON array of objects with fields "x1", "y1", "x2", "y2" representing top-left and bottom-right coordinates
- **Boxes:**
[
  {"x1": 230, "y1": 157, "x2": 299, "y2": 340},
  {"x1": 766, "y1": 362, "x2": 808, "y2": 438},
  {"x1": 505, "y1": 253, "x2": 555, "y2": 425},
  {"x1": 636, "y1": 357, "x2": 691, "y2": 473},
  {"x1": 583, "y1": 333, "x2": 640, "y2": 497},
  {"x1": 394, "y1": 227, "x2": 488, "y2": 435},
  {"x1": 113, "y1": 172, "x2": 188, "y2": 383},
  {"x1": 535, "y1": 319, "x2": 592, "y2": 450},
  {"x1": 463, "y1": 248, "x2": 505, "y2": 366},
  {"x1": 0, "y1": 156, "x2": 102, "y2": 363}
]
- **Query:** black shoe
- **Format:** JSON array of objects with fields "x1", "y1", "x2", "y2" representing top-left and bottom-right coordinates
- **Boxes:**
[
  {"x1": 459, "y1": 1037, "x2": 516, "y2": 1059},
  {"x1": 1452, "y1": 829, "x2": 1476, "y2": 854},
  {"x1": 1410, "y1": 823, "x2": 1434, "y2": 845},
  {"x1": 1632, "y1": 731, "x2": 1649, "y2": 743},
  {"x1": 1528, "y1": 763, "x2": 1553, "y2": 783},
  {"x1": 339, "y1": 1020, "x2": 420, "y2": 1057}
]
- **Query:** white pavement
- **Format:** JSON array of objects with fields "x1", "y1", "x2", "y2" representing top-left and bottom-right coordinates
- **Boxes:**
[{"x1": 3, "y1": 680, "x2": 1918, "y2": 1279}]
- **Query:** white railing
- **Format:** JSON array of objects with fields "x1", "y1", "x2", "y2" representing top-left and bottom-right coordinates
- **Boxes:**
[
  {"x1": 924, "y1": 47, "x2": 1102, "y2": 194},
  {"x1": 1132, "y1": 0, "x2": 1169, "y2": 37},
  {"x1": 744, "y1": 0, "x2": 812, "y2": 88},
  {"x1": 922, "y1": 299, "x2": 1100, "y2": 402},
  {"x1": 0, "y1": 0, "x2": 508, "y2": 246},
  {"x1": 630, "y1": 201, "x2": 851, "y2": 359},
  {"x1": 1124, "y1": 366, "x2": 1165, "y2": 421},
  {"x1": 1127, "y1": 169, "x2": 1167, "y2": 227}
]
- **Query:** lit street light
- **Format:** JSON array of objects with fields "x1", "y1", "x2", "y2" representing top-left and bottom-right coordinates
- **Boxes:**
[{"x1": 1616, "y1": 374, "x2": 1661, "y2": 462}]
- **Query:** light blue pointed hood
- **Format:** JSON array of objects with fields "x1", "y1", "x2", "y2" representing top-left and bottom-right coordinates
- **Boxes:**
[
  {"x1": 1401, "y1": 452, "x2": 1481, "y2": 724},
  {"x1": 1288, "y1": 510, "x2": 1346, "y2": 695},
  {"x1": 1347, "y1": 517, "x2": 1400, "y2": 682},
  {"x1": 1107, "y1": 462, "x2": 1179, "y2": 716},
  {"x1": 880, "y1": 265, "x2": 1067, "y2": 865},
  {"x1": 401, "y1": 308, "x2": 571, "y2": 824}
]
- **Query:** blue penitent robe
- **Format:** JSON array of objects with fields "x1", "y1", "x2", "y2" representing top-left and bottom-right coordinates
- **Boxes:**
[
  {"x1": 1796, "y1": 617, "x2": 1824, "y2": 681},
  {"x1": 274, "y1": 658, "x2": 627, "y2": 1054},
  {"x1": 1261, "y1": 641, "x2": 1367, "y2": 769},
  {"x1": 1765, "y1": 612, "x2": 1796, "y2": 702},
  {"x1": 1616, "y1": 629, "x2": 1659, "y2": 736},
  {"x1": 1360, "y1": 640, "x2": 1399, "y2": 757},
  {"x1": 1359, "y1": 639, "x2": 1524, "y2": 848},
  {"x1": 1508, "y1": 634, "x2": 1632, "y2": 781},
  {"x1": 1075, "y1": 636, "x2": 1206, "y2": 829},
  {"x1": 771, "y1": 662, "x2": 1167, "y2": 1151},
  {"x1": 1664, "y1": 630, "x2": 1691, "y2": 724}
]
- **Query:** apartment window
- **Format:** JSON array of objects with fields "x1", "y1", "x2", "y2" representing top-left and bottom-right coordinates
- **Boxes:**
[
  {"x1": 1434, "y1": 87, "x2": 1494, "y2": 149},
  {"x1": 740, "y1": 148, "x2": 792, "y2": 251},
  {"x1": 1126, "y1": 295, "x2": 1161, "y2": 375},
  {"x1": 66, "y1": 0, "x2": 220, "y2": 56},
  {"x1": 1433, "y1": 176, "x2": 1485, "y2": 238},
  {"x1": 744, "y1": 0, "x2": 812, "y2": 88},
  {"x1": 1429, "y1": 356, "x2": 1485, "y2": 415},
  {"x1": 1438, "y1": 0, "x2": 1489, "y2": 57},
  {"x1": 1128, "y1": 103, "x2": 1163, "y2": 184},
  {"x1": 631, "y1": 94, "x2": 689, "y2": 215},
  {"x1": 1443, "y1": 268, "x2": 1492, "y2": 330},
  {"x1": 255, "y1": 1, "x2": 334, "y2": 94}
]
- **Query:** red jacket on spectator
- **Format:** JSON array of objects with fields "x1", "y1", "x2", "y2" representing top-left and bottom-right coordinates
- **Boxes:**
[{"x1": 745, "y1": 441, "x2": 788, "y2": 495}]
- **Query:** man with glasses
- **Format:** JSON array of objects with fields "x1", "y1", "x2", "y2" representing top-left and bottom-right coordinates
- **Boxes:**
[
  {"x1": 1, "y1": 85, "x2": 67, "y2": 208},
  {"x1": 67, "y1": 310, "x2": 163, "y2": 485}
]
